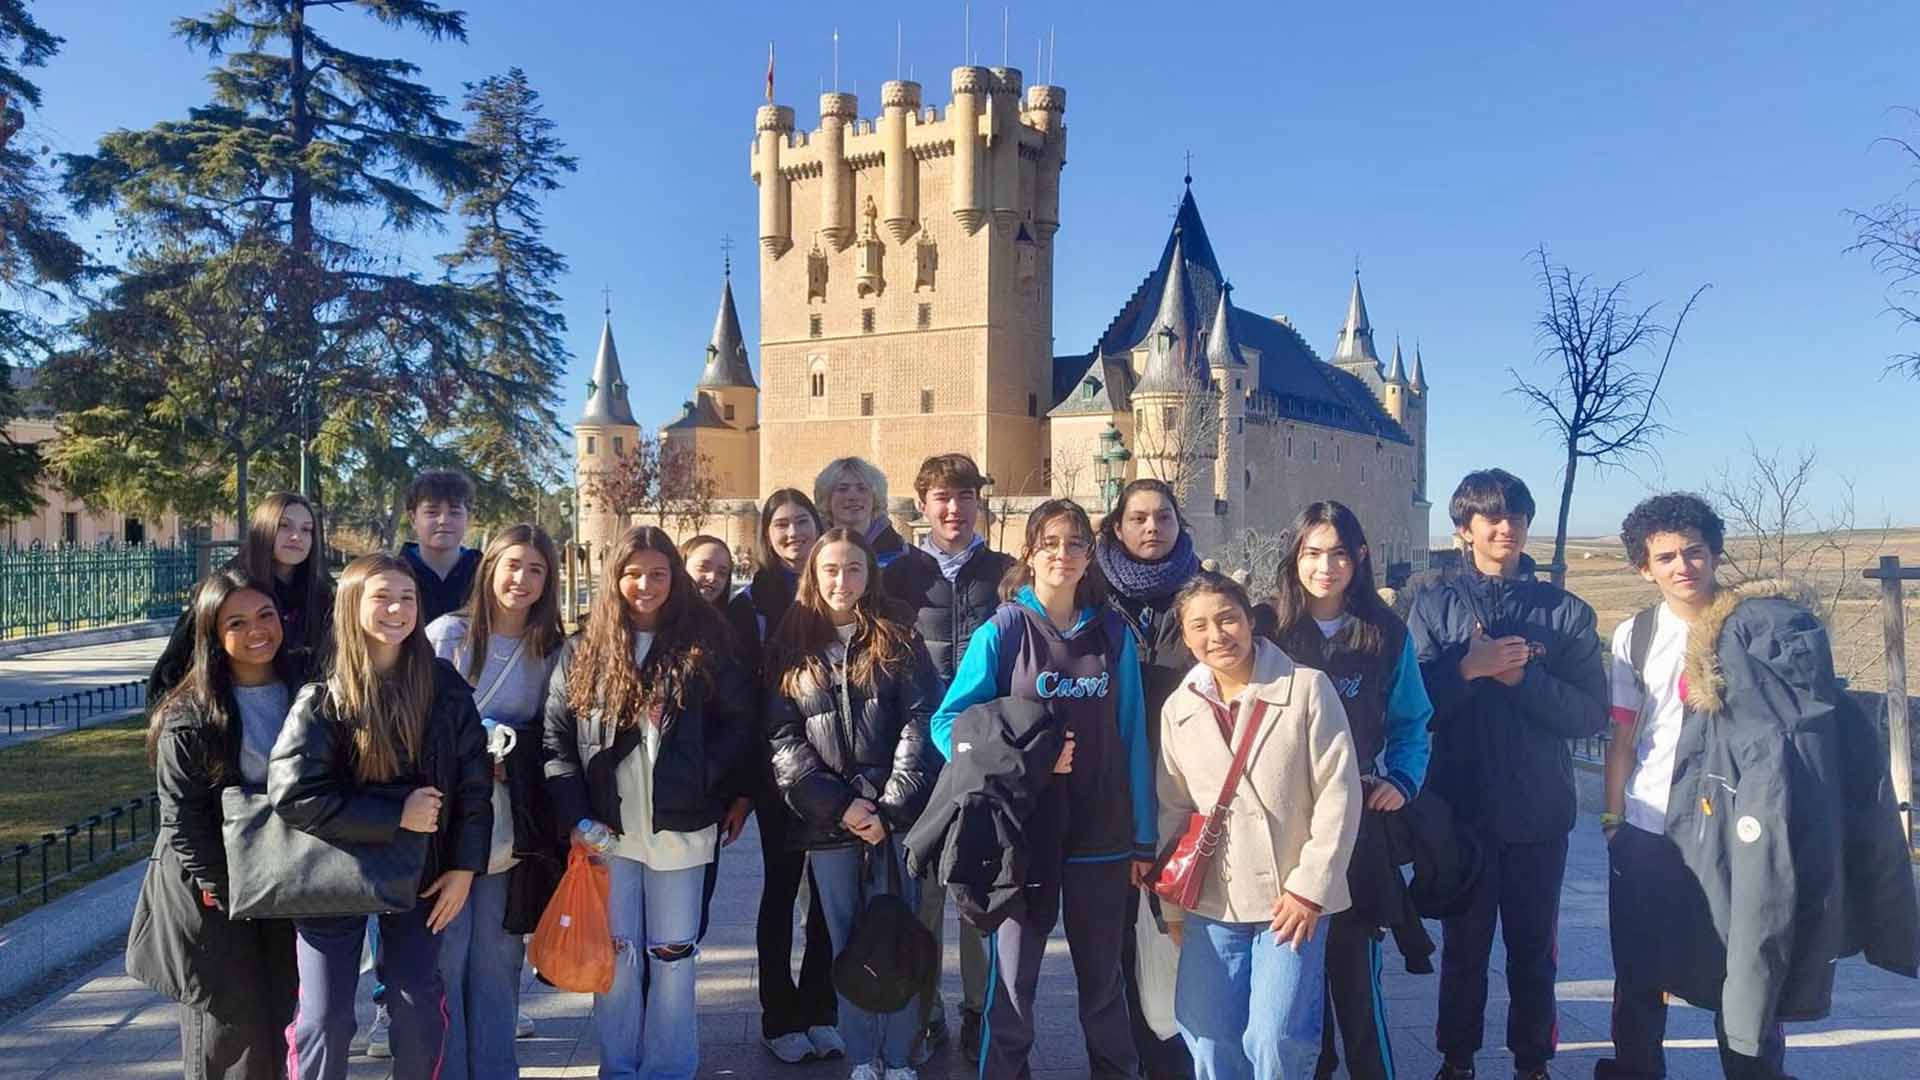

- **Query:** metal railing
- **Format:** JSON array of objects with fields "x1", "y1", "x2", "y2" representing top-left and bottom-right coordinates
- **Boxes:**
[
  {"x1": 3, "y1": 792, "x2": 160, "y2": 909},
  {"x1": 1571, "y1": 730, "x2": 1610, "y2": 764},
  {"x1": 0, "y1": 542, "x2": 218, "y2": 640},
  {"x1": 1, "y1": 680, "x2": 148, "y2": 736}
]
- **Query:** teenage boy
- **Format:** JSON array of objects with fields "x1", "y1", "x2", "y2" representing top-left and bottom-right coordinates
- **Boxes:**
[
  {"x1": 1407, "y1": 469, "x2": 1607, "y2": 1080},
  {"x1": 400, "y1": 469, "x2": 482, "y2": 625},
  {"x1": 1597, "y1": 494, "x2": 1917, "y2": 1080},
  {"x1": 882, "y1": 453, "x2": 1014, "y2": 1065}
]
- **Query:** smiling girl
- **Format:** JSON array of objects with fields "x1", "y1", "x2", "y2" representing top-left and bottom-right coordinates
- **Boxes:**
[
  {"x1": 270, "y1": 554, "x2": 493, "y2": 1080},
  {"x1": 543, "y1": 526, "x2": 757, "y2": 1079}
]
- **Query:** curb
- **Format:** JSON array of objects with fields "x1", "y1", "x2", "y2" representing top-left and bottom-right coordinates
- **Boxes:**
[
  {"x1": 0, "y1": 620, "x2": 173, "y2": 660},
  {"x1": 0, "y1": 857, "x2": 144, "y2": 1005}
]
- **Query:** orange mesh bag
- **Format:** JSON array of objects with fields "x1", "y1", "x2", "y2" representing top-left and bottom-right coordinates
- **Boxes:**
[{"x1": 529, "y1": 844, "x2": 614, "y2": 993}]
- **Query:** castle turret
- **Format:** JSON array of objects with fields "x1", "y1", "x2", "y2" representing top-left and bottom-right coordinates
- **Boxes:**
[
  {"x1": 1409, "y1": 344, "x2": 1428, "y2": 394},
  {"x1": 1408, "y1": 344, "x2": 1430, "y2": 505},
  {"x1": 575, "y1": 316, "x2": 640, "y2": 566},
  {"x1": 1206, "y1": 282, "x2": 1245, "y2": 530},
  {"x1": 1132, "y1": 227, "x2": 1216, "y2": 512},
  {"x1": 880, "y1": 80, "x2": 921, "y2": 242},
  {"x1": 817, "y1": 92, "x2": 857, "y2": 249},
  {"x1": 1331, "y1": 272, "x2": 1381, "y2": 379},
  {"x1": 672, "y1": 269, "x2": 761, "y2": 500},
  {"x1": 754, "y1": 105, "x2": 795, "y2": 257},
  {"x1": 987, "y1": 67, "x2": 1024, "y2": 231},
  {"x1": 1135, "y1": 227, "x2": 1202, "y2": 394},
  {"x1": 1382, "y1": 337, "x2": 1409, "y2": 424},
  {"x1": 949, "y1": 66, "x2": 990, "y2": 232},
  {"x1": 1024, "y1": 84, "x2": 1066, "y2": 239}
]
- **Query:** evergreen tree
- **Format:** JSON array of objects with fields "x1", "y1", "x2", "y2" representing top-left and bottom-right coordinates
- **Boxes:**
[
  {"x1": 440, "y1": 68, "x2": 575, "y2": 513},
  {"x1": 0, "y1": 0, "x2": 86, "y2": 523},
  {"x1": 53, "y1": 1, "x2": 536, "y2": 523}
]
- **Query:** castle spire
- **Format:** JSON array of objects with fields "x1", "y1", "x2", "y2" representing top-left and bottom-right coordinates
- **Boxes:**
[
  {"x1": 1331, "y1": 272, "x2": 1380, "y2": 370},
  {"x1": 1204, "y1": 281, "x2": 1244, "y2": 368},
  {"x1": 1136, "y1": 226, "x2": 1202, "y2": 393},
  {"x1": 1386, "y1": 336, "x2": 1406, "y2": 383},
  {"x1": 1410, "y1": 343, "x2": 1427, "y2": 392},
  {"x1": 580, "y1": 316, "x2": 635, "y2": 426},
  {"x1": 697, "y1": 272, "x2": 758, "y2": 390}
]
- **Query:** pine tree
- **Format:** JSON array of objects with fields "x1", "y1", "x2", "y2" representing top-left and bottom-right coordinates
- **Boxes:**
[
  {"x1": 439, "y1": 67, "x2": 576, "y2": 516},
  {"x1": 0, "y1": 0, "x2": 86, "y2": 523},
  {"x1": 52, "y1": 0, "x2": 522, "y2": 524}
]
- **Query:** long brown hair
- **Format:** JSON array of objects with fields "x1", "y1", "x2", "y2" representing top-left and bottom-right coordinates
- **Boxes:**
[
  {"x1": 454, "y1": 523, "x2": 564, "y2": 683},
  {"x1": 1271, "y1": 500, "x2": 1392, "y2": 656},
  {"x1": 566, "y1": 526, "x2": 729, "y2": 728},
  {"x1": 754, "y1": 488, "x2": 822, "y2": 575},
  {"x1": 330, "y1": 554, "x2": 437, "y2": 783},
  {"x1": 240, "y1": 492, "x2": 333, "y2": 656},
  {"x1": 1000, "y1": 498, "x2": 1107, "y2": 609},
  {"x1": 765, "y1": 528, "x2": 916, "y2": 697},
  {"x1": 146, "y1": 568, "x2": 283, "y2": 772}
]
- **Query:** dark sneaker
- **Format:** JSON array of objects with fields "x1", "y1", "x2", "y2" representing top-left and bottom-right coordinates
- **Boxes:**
[
  {"x1": 1434, "y1": 1064, "x2": 1475, "y2": 1080},
  {"x1": 1515, "y1": 1070, "x2": 1551, "y2": 1080},
  {"x1": 959, "y1": 1010, "x2": 983, "y2": 1065}
]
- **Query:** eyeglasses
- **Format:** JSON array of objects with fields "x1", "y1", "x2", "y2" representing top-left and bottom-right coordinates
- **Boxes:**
[{"x1": 1034, "y1": 538, "x2": 1092, "y2": 558}]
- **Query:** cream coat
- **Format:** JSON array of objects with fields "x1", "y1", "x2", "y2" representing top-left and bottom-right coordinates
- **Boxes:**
[{"x1": 1156, "y1": 638, "x2": 1361, "y2": 923}]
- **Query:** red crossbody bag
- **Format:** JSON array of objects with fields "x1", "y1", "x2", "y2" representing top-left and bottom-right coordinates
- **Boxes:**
[{"x1": 1149, "y1": 699, "x2": 1269, "y2": 910}]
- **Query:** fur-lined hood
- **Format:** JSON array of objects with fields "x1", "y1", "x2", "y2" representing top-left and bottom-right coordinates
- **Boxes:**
[{"x1": 1683, "y1": 578, "x2": 1819, "y2": 714}]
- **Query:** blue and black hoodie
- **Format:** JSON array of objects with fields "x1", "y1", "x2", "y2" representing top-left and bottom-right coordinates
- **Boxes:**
[{"x1": 930, "y1": 586, "x2": 1156, "y2": 863}]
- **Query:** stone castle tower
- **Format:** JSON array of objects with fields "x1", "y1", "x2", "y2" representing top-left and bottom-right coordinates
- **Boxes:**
[
  {"x1": 752, "y1": 67, "x2": 1067, "y2": 507},
  {"x1": 574, "y1": 316, "x2": 639, "y2": 567},
  {"x1": 1330, "y1": 273, "x2": 1432, "y2": 536},
  {"x1": 662, "y1": 268, "x2": 760, "y2": 500}
]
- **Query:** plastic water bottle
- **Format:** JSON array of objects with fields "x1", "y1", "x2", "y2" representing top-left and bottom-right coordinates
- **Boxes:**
[{"x1": 576, "y1": 818, "x2": 615, "y2": 855}]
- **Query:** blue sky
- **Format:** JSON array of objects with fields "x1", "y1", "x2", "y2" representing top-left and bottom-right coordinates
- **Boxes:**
[{"x1": 21, "y1": 1, "x2": 1920, "y2": 539}]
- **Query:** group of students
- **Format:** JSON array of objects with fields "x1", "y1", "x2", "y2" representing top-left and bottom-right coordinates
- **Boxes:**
[{"x1": 121, "y1": 453, "x2": 1915, "y2": 1080}]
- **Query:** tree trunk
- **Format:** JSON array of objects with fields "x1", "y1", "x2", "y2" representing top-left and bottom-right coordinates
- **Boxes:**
[
  {"x1": 287, "y1": 3, "x2": 317, "y2": 495},
  {"x1": 234, "y1": 446, "x2": 250, "y2": 537},
  {"x1": 1552, "y1": 444, "x2": 1578, "y2": 588}
]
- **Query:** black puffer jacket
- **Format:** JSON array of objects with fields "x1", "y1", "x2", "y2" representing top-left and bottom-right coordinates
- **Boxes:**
[
  {"x1": 542, "y1": 633, "x2": 759, "y2": 837},
  {"x1": 269, "y1": 660, "x2": 493, "y2": 886},
  {"x1": 126, "y1": 697, "x2": 297, "y2": 1024},
  {"x1": 882, "y1": 544, "x2": 1015, "y2": 685},
  {"x1": 767, "y1": 631, "x2": 941, "y2": 849},
  {"x1": 1653, "y1": 581, "x2": 1918, "y2": 1055},
  {"x1": 1407, "y1": 554, "x2": 1607, "y2": 843},
  {"x1": 149, "y1": 568, "x2": 334, "y2": 701},
  {"x1": 1107, "y1": 584, "x2": 1196, "y2": 757}
]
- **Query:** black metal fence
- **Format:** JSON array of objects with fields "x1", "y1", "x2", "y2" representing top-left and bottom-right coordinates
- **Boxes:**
[
  {"x1": 1, "y1": 680, "x2": 148, "y2": 736},
  {"x1": 2, "y1": 792, "x2": 160, "y2": 909}
]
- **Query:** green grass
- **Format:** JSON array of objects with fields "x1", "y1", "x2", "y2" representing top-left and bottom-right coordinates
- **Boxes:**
[{"x1": 0, "y1": 715, "x2": 156, "y2": 922}]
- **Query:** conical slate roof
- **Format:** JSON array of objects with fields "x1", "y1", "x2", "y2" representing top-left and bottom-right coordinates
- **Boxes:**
[
  {"x1": 1410, "y1": 345, "x2": 1427, "y2": 392},
  {"x1": 1331, "y1": 274, "x2": 1380, "y2": 369},
  {"x1": 663, "y1": 394, "x2": 730, "y2": 431},
  {"x1": 1204, "y1": 282, "x2": 1244, "y2": 368},
  {"x1": 580, "y1": 318, "x2": 636, "y2": 426},
  {"x1": 1135, "y1": 227, "x2": 1208, "y2": 394},
  {"x1": 1385, "y1": 338, "x2": 1406, "y2": 383},
  {"x1": 697, "y1": 274, "x2": 757, "y2": 390}
]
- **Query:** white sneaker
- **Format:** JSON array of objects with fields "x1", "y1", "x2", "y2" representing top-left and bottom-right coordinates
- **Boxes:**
[
  {"x1": 884, "y1": 1068, "x2": 919, "y2": 1080},
  {"x1": 365, "y1": 1004, "x2": 392, "y2": 1059},
  {"x1": 515, "y1": 1010, "x2": 535, "y2": 1038},
  {"x1": 848, "y1": 1065, "x2": 883, "y2": 1080},
  {"x1": 808, "y1": 1024, "x2": 848, "y2": 1059},
  {"x1": 763, "y1": 1032, "x2": 816, "y2": 1063}
]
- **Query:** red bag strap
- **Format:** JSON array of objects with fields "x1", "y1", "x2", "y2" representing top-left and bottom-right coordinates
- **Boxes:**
[{"x1": 1206, "y1": 699, "x2": 1270, "y2": 818}]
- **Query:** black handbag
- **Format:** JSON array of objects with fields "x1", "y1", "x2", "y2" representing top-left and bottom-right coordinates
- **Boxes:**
[
  {"x1": 221, "y1": 786, "x2": 429, "y2": 920},
  {"x1": 831, "y1": 838, "x2": 937, "y2": 1014}
]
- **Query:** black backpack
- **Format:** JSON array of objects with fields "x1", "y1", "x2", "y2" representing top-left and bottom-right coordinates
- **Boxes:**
[{"x1": 831, "y1": 839, "x2": 938, "y2": 1014}]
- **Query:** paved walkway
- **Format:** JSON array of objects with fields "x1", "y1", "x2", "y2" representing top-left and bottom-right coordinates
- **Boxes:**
[
  {"x1": 0, "y1": 637, "x2": 165, "y2": 749},
  {"x1": 0, "y1": 823, "x2": 1912, "y2": 1079}
]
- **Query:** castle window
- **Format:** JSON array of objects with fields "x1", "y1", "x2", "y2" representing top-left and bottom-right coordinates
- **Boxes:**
[
  {"x1": 809, "y1": 314, "x2": 822, "y2": 338},
  {"x1": 917, "y1": 302, "x2": 932, "y2": 329},
  {"x1": 1235, "y1": 417, "x2": 1244, "y2": 434},
  {"x1": 1235, "y1": 377, "x2": 1242, "y2": 391},
  {"x1": 724, "y1": 403, "x2": 736, "y2": 422},
  {"x1": 861, "y1": 308, "x2": 876, "y2": 334},
  {"x1": 1360, "y1": 464, "x2": 1367, "y2": 483},
  {"x1": 613, "y1": 436, "x2": 625, "y2": 457},
  {"x1": 1082, "y1": 377, "x2": 1100, "y2": 401},
  {"x1": 1334, "y1": 443, "x2": 1341, "y2": 464},
  {"x1": 1027, "y1": 392, "x2": 1038, "y2": 417},
  {"x1": 1163, "y1": 406, "x2": 1175, "y2": 430},
  {"x1": 860, "y1": 392, "x2": 874, "y2": 417},
  {"x1": 921, "y1": 388, "x2": 935, "y2": 414},
  {"x1": 810, "y1": 371, "x2": 826, "y2": 398},
  {"x1": 586, "y1": 435, "x2": 597, "y2": 455},
  {"x1": 1312, "y1": 441, "x2": 1319, "y2": 462}
]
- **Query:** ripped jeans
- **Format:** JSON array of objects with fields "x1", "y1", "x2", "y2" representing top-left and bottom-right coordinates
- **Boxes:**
[{"x1": 599, "y1": 856, "x2": 706, "y2": 1079}]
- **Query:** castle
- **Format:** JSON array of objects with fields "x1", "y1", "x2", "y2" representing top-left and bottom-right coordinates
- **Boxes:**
[{"x1": 576, "y1": 65, "x2": 1431, "y2": 577}]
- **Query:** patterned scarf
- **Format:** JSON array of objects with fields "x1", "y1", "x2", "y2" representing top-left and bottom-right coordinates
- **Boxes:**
[{"x1": 1096, "y1": 531, "x2": 1200, "y2": 600}]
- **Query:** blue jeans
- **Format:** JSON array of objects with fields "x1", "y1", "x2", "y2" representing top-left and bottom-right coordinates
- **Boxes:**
[
  {"x1": 810, "y1": 843, "x2": 922, "y2": 1069},
  {"x1": 293, "y1": 905, "x2": 444, "y2": 1080},
  {"x1": 1174, "y1": 914, "x2": 1329, "y2": 1080},
  {"x1": 438, "y1": 870, "x2": 522, "y2": 1079},
  {"x1": 598, "y1": 856, "x2": 705, "y2": 1080}
]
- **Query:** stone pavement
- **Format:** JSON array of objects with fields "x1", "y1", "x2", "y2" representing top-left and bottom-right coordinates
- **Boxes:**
[{"x1": 0, "y1": 822, "x2": 1913, "y2": 1079}]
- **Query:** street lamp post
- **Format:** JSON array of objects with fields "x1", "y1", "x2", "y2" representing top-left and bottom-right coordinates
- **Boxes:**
[{"x1": 1095, "y1": 422, "x2": 1132, "y2": 513}]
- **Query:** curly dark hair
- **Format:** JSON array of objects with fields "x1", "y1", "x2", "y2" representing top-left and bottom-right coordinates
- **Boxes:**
[{"x1": 1620, "y1": 493, "x2": 1725, "y2": 570}]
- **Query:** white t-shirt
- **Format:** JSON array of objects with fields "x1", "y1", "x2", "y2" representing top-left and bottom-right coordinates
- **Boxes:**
[
  {"x1": 608, "y1": 631, "x2": 720, "y2": 870},
  {"x1": 1608, "y1": 604, "x2": 1690, "y2": 834}
]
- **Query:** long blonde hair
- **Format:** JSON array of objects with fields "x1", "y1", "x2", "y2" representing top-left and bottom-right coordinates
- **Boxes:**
[{"x1": 330, "y1": 553, "x2": 436, "y2": 783}]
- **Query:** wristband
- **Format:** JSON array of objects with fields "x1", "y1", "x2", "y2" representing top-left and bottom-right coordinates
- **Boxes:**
[{"x1": 1599, "y1": 812, "x2": 1623, "y2": 829}]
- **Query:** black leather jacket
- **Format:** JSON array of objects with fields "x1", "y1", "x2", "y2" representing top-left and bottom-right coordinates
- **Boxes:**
[
  {"x1": 767, "y1": 633, "x2": 941, "y2": 849},
  {"x1": 269, "y1": 660, "x2": 493, "y2": 885}
]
